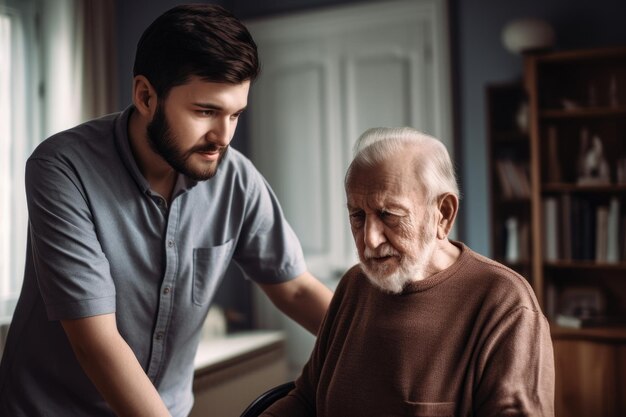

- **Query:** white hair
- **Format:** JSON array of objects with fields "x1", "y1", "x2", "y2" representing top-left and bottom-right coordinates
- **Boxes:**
[{"x1": 346, "y1": 127, "x2": 459, "y2": 203}]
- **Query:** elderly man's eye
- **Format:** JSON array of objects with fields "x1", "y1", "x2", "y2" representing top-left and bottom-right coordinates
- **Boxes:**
[
  {"x1": 380, "y1": 210, "x2": 400, "y2": 225},
  {"x1": 349, "y1": 212, "x2": 365, "y2": 227}
]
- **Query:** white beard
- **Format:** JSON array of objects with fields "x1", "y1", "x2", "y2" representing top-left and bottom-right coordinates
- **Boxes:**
[{"x1": 360, "y1": 235, "x2": 438, "y2": 294}]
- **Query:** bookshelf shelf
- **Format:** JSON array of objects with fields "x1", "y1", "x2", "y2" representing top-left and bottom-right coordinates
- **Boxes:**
[
  {"x1": 485, "y1": 46, "x2": 626, "y2": 417},
  {"x1": 551, "y1": 323, "x2": 626, "y2": 342},
  {"x1": 545, "y1": 261, "x2": 626, "y2": 271},
  {"x1": 542, "y1": 183, "x2": 626, "y2": 193},
  {"x1": 540, "y1": 107, "x2": 626, "y2": 119}
]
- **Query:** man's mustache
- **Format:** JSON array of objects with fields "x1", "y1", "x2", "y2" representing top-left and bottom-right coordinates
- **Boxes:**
[
  {"x1": 364, "y1": 245, "x2": 399, "y2": 259},
  {"x1": 191, "y1": 143, "x2": 228, "y2": 153}
]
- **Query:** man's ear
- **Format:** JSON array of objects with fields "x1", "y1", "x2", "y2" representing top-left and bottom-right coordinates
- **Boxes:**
[
  {"x1": 436, "y1": 193, "x2": 458, "y2": 239},
  {"x1": 132, "y1": 75, "x2": 157, "y2": 118}
]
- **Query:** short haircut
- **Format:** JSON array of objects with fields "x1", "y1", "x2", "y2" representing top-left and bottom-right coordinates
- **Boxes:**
[
  {"x1": 133, "y1": 4, "x2": 260, "y2": 98},
  {"x1": 346, "y1": 127, "x2": 460, "y2": 204}
]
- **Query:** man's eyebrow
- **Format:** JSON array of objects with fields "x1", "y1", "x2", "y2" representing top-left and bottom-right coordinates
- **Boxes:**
[{"x1": 192, "y1": 102, "x2": 247, "y2": 113}]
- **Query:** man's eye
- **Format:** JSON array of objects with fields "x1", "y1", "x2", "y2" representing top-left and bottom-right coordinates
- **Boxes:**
[
  {"x1": 198, "y1": 110, "x2": 216, "y2": 117},
  {"x1": 230, "y1": 112, "x2": 242, "y2": 120},
  {"x1": 380, "y1": 211, "x2": 400, "y2": 225},
  {"x1": 349, "y1": 212, "x2": 364, "y2": 227}
]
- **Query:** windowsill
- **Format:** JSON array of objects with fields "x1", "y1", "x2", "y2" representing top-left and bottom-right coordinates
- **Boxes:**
[{"x1": 194, "y1": 330, "x2": 285, "y2": 374}]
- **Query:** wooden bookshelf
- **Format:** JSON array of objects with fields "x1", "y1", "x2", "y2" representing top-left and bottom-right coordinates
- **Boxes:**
[
  {"x1": 523, "y1": 46, "x2": 626, "y2": 417},
  {"x1": 486, "y1": 81, "x2": 533, "y2": 282},
  {"x1": 487, "y1": 47, "x2": 626, "y2": 417}
]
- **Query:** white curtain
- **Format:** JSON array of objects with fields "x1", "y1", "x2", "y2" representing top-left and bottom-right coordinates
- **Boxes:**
[
  {"x1": 41, "y1": 0, "x2": 117, "y2": 137},
  {"x1": 0, "y1": 0, "x2": 117, "y2": 305},
  {"x1": 0, "y1": 2, "x2": 35, "y2": 303}
]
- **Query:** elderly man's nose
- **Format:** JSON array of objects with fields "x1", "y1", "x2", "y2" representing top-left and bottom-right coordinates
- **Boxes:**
[{"x1": 364, "y1": 217, "x2": 386, "y2": 249}]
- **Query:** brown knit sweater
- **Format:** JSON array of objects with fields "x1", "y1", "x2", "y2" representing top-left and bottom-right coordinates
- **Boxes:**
[{"x1": 262, "y1": 242, "x2": 554, "y2": 417}]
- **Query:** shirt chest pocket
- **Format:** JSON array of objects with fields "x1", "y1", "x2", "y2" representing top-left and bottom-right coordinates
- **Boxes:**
[{"x1": 192, "y1": 239, "x2": 235, "y2": 306}]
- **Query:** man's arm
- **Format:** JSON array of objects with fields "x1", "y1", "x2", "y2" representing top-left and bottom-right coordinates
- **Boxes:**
[
  {"x1": 258, "y1": 271, "x2": 333, "y2": 334},
  {"x1": 61, "y1": 314, "x2": 171, "y2": 417}
]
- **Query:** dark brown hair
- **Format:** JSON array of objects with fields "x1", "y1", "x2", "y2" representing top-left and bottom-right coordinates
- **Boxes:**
[{"x1": 133, "y1": 4, "x2": 259, "y2": 98}]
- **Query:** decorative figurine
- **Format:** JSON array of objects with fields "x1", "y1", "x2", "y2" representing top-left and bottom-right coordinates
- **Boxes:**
[{"x1": 577, "y1": 129, "x2": 610, "y2": 185}]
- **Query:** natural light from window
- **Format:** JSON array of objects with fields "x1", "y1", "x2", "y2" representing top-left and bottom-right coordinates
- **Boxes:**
[{"x1": 0, "y1": 13, "x2": 13, "y2": 297}]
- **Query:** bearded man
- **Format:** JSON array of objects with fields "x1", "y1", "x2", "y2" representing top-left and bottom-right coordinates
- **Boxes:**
[{"x1": 0, "y1": 5, "x2": 332, "y2": 416}]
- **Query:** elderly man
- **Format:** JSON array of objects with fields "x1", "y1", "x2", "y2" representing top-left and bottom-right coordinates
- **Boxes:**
[{"x1": 261, "y1": 127, "x2": 555, "y2": 417}]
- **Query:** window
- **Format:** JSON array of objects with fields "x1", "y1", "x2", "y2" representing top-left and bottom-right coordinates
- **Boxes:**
[
  {"x1": 0, "y1": 0, "x2": 116, "y2": 311},
  {"x1": 0, "y1": 1, "x2": 41, "y2": 312},
  {"x1": 0, "y1": 12, "x2": 12, "y2": 297}
]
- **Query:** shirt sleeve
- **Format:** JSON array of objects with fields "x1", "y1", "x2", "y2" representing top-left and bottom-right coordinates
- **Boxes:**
[
  {"x1": 232, "y1": 167, "x2": 307, "y2": 284},
  {"x1": 474, "y1": 306, "x2": 555, "y2": 417},
  {"x1": 25, "y1": 157, "x2": 116, "y2": 320}
]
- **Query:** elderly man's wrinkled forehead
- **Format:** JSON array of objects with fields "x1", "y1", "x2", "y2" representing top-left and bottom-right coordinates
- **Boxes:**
[{"x1": 345, "y1": 143, "x2": 424, "y2": 195}]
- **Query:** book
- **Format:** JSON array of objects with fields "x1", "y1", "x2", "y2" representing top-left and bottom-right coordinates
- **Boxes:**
[
  {"x1": 571, "y1": 198, "x2": 582, "y2": 260},
  {"x1": 504, "y1": 216, "x2": 520, "y2": 263},
  {"x1": 546, "y1": 125, "x2": 561, "y2": 183},
  {"x1": 543, "y1": 197, "x2": 559, "y2": 262},
  {"x1": 495, "y1": 160, "x2": 514, "y2": 198},
  {"x1": 559, "y1": 194, "x2": 572, "y2": 261},
  {"x1": 503, "y1": 159, "x2": 523, "y2": 198},
  {"x1": 621, "y1": 211, "x2": 626, "y2": 261},
  {"x1": 514, "y1": 162, "x2": 531, "y2": 198},
  {"x1": 580, "y1": 199, "x2": 596, "y2": 261},
  {"x1": 606, "y1": 197, "x2": 620, "y2": 263},
  {"x1": 518, "y1": 221, "x2": 530, "y2": 262},
  {"x1": 595, "y1": 205, "x2": 609, "y2": 262},
  {"x1": 496, "y1": 158, "x2": 530, "y2": 199}
]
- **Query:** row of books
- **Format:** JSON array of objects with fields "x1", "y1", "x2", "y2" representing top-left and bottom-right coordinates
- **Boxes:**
[
  {"x1": 495, "y1": 158, "x2": 531, "y2": 199},
  {"x1": 543, "y1": 196, "x2": 625, "y2": 262},
  {"x1": 555, "y1": 314, "x2": 626, "y2": 329}
]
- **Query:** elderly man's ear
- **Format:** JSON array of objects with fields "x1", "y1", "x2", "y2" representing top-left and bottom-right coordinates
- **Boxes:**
[{"x1": 436, "y1": 193, "x2": 458, "y2": 239}]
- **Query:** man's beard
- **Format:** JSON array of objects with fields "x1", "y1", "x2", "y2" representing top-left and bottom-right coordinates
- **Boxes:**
[
  {"x1": 359, "y1": 219, "x2": 437, "y2": 294},
  {"x1": 146, "y1": 104, "x2": 228, "y2": 181}
]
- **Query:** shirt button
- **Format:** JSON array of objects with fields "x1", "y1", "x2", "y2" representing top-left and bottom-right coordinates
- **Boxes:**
[
  {"x1": 163, "y1": 287, "x2": 171, "y2": 295},
  {"x1": 167, "y1": 240, "x2": 174, "y2": 248},
  {"x1": 156, "y1": 332, "x2": 164, "y2": 341}
]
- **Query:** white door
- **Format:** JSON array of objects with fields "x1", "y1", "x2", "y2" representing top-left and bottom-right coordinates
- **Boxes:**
[{"x1": 245, "y1": 0, "x2": 453, "y2": 372}]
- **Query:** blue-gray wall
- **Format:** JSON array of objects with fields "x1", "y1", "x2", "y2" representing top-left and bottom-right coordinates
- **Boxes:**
[{"x1": 115, "y1": 0, "x2": 626, "y2": 256}]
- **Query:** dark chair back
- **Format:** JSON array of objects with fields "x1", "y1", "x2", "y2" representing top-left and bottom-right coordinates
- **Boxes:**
[{"x1": 239, "y1": 381, "x2": 295, "y2": 417}]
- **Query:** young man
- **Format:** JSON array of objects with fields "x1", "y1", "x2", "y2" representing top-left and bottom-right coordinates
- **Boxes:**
[
  {"x1": 262, "y1": 127, "x2": 555, "y2": 417},
  {"x1": 0, "y1": 5, "x2": 332, "y2": 416}
]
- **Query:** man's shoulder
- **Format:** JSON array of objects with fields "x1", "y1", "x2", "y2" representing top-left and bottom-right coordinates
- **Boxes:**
[
  {"x1": 460, "y1": 243, "x2": 542, "y2": 312},
  {"x1": 30, "y1": 112, "x2": 120, "y2": 163}
]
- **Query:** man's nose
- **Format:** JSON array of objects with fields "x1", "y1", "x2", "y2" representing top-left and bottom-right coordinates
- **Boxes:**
[
  {"x1": 207, "y1": 118, "x2": 231, "y2": 146},
  {"x1": 363, "y1": 216, "x2": 386, "y2": 249}
]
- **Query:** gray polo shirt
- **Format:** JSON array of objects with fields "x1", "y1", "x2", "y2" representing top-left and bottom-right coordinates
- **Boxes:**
[{"x1": 0, "y1": 106, "x2": 306, "y2": 416}]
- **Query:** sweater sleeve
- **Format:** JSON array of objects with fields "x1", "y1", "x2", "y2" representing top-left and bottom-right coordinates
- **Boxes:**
[
  {"x1": 474, "y1": 306, "x2": 555, "y2": 417},
  {"x1": 261, "y1": 271, "x2": 354, "y2": 416}
]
